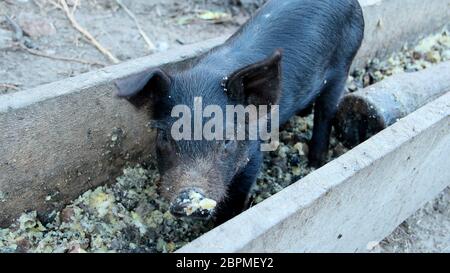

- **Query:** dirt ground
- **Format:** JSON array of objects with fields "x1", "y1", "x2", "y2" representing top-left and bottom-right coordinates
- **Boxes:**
[
  {"x1": 0, "y1": 0, "x2": 256, "y2": 93},
  {"x1": 370, "y1": 187, "x2": 450, "y2": 253},
  {"x1": 0, "y1": 0, "x2": 449, "y2": 253}
]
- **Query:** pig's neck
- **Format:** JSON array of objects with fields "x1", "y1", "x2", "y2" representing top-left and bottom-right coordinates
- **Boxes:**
[{"x1": 197, "y1": 44, "x2": 268, "y2": 78}]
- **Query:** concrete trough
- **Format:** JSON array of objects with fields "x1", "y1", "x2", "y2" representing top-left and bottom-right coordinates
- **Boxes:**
[
  {"x1": 179, "y1": 91, "x2": 450, "y2": 252},
  {"x1": 0, "y1": 0, "x2": 449, "y2": 246}
]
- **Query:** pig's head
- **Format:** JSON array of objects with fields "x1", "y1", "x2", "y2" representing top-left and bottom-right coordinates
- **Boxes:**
[{"x1": 115, "y1": 50, "x2": 282, "y2": 219}]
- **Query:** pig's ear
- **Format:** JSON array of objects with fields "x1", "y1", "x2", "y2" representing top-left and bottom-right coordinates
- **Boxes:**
[
  {"x1": 225, "y1": 49, "x2": 282, "y2": 106},
  {"x1": 115, "y1": 68, "x2": 171, "y2": 107}
]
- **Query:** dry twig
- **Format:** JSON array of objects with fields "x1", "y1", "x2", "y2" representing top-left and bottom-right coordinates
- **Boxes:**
[
  {"x1": 0, "y1": 83, "x2": 19, "y2": 90},
  {"x1": 19, "y1": 44, "x2": 106, "y2": 66},
  {"x1": 5, "y1": 16, "x2": 25, "y2": 43},
  {"x1": 71, "y1": 0, "x2": 80, "y2": 13},
  {"x1": 115, "y1": 0, "x2": 156, "y2": 52},
  {"x1": 58, "y1": 0, "x2": 120, "y2": 64},
  {"x1": 5, "y1": 15, "x2": 105, "y2": 66}
]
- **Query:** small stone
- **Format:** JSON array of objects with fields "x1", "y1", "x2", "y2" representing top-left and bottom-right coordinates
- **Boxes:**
[
  {"x1": 15, "y1": 237, "x2": 32, "y2": 253},
  {"x1": 60, "y1": 207, "x2": 75, "y2": 223},
  {"x1": 425, "y1": 51, "x2": 441, "y2": 63},
  {"x1": 412, "y1": 51, "x2": 422, "y2": 60},
  {"x1": 293, "y1": 143, "x2": 306, "y2": 156},
  {"x1": 68, "y1": 244, "x2": 87, "y2": 253}
]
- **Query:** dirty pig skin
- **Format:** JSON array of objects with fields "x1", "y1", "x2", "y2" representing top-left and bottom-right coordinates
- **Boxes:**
[{"x1": 116, "y1": 0, "x2": 364, "y2": 223}]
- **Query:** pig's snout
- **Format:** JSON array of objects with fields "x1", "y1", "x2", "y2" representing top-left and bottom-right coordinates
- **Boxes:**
[{"x1": 169, "y1": 188, "x2": 217, "y2": 219}]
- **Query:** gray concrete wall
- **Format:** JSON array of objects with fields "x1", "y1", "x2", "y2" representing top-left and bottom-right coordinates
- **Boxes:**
[
  {"x1": 355, "y1": 0, "x2": 450, "y2": 69},
  {"x1": 179, "y1": 92, "x2": 450, "y2": 253},
  {"x1": 0, "y1": 0, "x2": 449, "y2": 227}
]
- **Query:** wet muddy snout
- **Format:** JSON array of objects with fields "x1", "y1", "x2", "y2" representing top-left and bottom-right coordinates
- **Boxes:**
[{"x1": 169, "y1": 188, "x2": 218, "y2": 219}]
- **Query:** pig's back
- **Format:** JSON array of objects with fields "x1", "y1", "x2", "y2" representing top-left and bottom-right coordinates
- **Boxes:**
[{"x1": 211, "y1": 0, "x2": 364, "y2": 121}]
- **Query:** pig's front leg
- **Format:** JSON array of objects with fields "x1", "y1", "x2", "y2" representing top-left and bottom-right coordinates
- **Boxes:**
[
  {"x1": 309, "y1": 74, "x2": 347, "y2": 167},
  {"x1": 214, "y1": 151, "x2": 263, "y2": 225}
]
